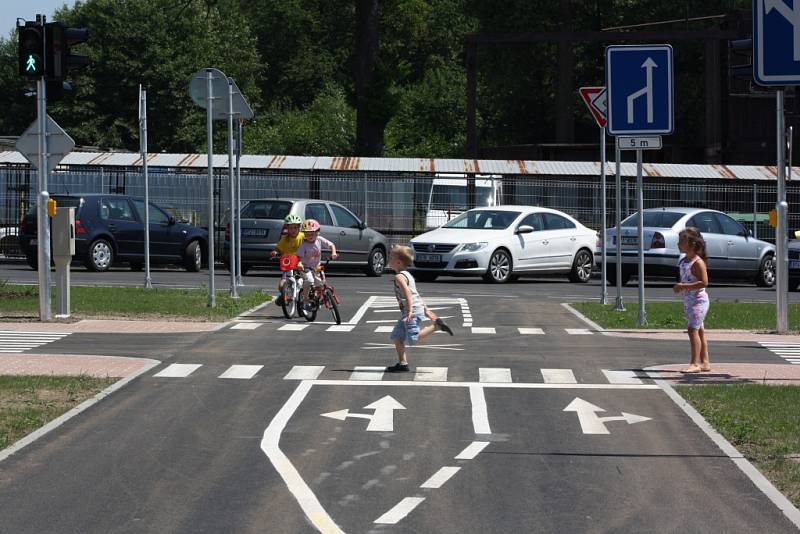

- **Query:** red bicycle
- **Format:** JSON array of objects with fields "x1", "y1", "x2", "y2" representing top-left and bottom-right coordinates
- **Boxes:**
[{"x1": 302, "y1": 259, "x2": 341, "y2": 325}]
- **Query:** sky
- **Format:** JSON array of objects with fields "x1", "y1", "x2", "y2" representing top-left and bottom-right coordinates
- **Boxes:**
[{"x1": 3, "y1": 0, "x2": 77, "y2": 38}]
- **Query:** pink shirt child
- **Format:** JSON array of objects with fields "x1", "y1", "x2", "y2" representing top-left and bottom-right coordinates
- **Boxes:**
[{"x1": 296, "y1": 236, "x2": 335, "y2": 270}]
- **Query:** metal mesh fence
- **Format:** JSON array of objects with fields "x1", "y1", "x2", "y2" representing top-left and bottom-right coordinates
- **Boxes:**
[{"x1": 1, "y1": 164, "x2": 798, "y2": 260}]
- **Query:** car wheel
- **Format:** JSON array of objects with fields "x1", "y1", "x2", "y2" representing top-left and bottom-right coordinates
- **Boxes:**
[
  {"x1": 26, "y1": 254, "x2": 37, "y2": 270},
  {"x1": 365, "y1": 247, "x2": 385, "y2": 277},
  {"x1": 790, "y1": 278, "x2": 800, "y2": 292},
  {"x1": 184, "y1": 241, "x2": 202, "y2": 272},
  {"x1": 569, "y1": 248, "x2": 593, "y2": 283},
  {"x1": 240, "y1": 264, "x2": 250, "y2": 276},
  {"x1": 755, "y1": 254, "x2": 776, "y2": 287},
  {"x1": 484, "y1": 249, "x2": 513, "y2": 283},
  {"x1": 606, "y1": 268, "x2": 632, "y2": 286},
  {"x1": 85, "y1": 238, "x2": 113, "y2": 272},
  {"x1": 414, "y1": 272, "x2": 438, "y2": 282},
  {"x1": 130, "y1": 262, "x2": 143, "y2": 272}
]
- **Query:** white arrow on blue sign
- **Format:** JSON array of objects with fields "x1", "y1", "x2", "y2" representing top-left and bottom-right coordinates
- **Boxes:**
[
  {"x1": 754, "y1": 0, "x2": 800, "y2": 86},
  {"x1": 605, "y1": 45, "x2": 674, "y2": 136}
]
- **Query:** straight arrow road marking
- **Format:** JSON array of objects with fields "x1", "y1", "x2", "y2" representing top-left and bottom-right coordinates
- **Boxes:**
[
  {"x1": 320, "y1": 395, "x2": 406, "y2": 431},
  {"x1": 563, "y1": 397, "x2": 651, "y2": 434}
]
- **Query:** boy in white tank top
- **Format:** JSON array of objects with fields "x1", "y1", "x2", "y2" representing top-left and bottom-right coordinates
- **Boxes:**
[{"x1": 386, "y1": 246, "x2": 453, "y2": 373}]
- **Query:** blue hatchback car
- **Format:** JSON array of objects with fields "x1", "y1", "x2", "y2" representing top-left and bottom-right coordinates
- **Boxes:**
[{"x1": 19, "y1": 194, "x2": 208, "y2": 272}]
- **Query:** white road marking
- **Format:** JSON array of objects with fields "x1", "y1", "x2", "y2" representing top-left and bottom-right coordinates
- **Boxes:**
[
  {"x1": 350, "y1": 366, "x2": 385, "y2": 381},
  {"x1": 284, "y1": 365, "x2": 325, "y2": 380},
  {"x1": 518, "y1": 327, "x2": 545, "y2": 335},
  {"x1": 469, "y1": 385, "x2": 492, "y2": 434},
  {"x1": 0, "y1": 331, "x2": 70, "y2": 352},
  {"x1": 326, "y1": 325, "x2": 355, "y2": 332},
  {"x1": 278, "y1": 324, "x2": 309, "y2": 331},
  {"x1": 564, "y1": 397, "x2": 651, "y2": 434},
  {"x1": 565, "y1": 328, "x2": 593, "y2": 335},
  {"x1": 230, "y1": 322, "x2": 261, "y2": 330},
  {"x1": 541, "y1": 368, "x2": 577, "y2": 384},
  {"x1": 479, "y1": 368, "x2": 512, "y2": 383},
  {"x1": 374, "y1": 326, "x2": 394, "y2": 332},
  {"x1": 310, "y1": 379, "x2": 657, "y2": 390},
  {"x1": 261, "y1": 381, "x2": 345, "y2": 533},
  {"x1": 455, "y1": 441, "x2": 490, "y2": 460},
  {"x1": 321, "y1": 395, "x2": 405, "y2": 432},
  {"x1": 367, "y1": 319, "x2": 399, "y2": 323},
  {"x1": 154, "y1": 363, "x2": 202, "y2": 378},
  {"x1": 414, "y1": 367, "x2": 448, "y2": 382},
  {"x1": 346, "y1": 295, "x2": 378, "y2": 325},
  {"x1": 471, "y1": 327, "x2": 496, "y2": 334},
  {"x1": 374, "y1": 497, "x2": 426, "y2": 525},
  {"x1": 362, "y1": 342, "x2": 464, "y2": 351},
  {"x1": 420, "y1": 466, "x2": 461, "y2": 489},
  {"x1": 219, "y1": 365, "x2": 263, "y2": 379},
  {"x1": 602, "y1": 369, "x2": 643, "y2": 385}
]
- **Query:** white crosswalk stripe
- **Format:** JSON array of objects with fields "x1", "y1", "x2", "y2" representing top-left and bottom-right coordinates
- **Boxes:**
[
  {"x1": 518, "y1": 328, "x2": 545, "y2": 335},
  {"x1": 759, "y1": 342, "x2": 800, "y2": 364},
  {"x1": 350, "y1": 366, "x2": 385, "y2": 381},
  {"x1": 154, "y1": 363, "x2": 202, "y2": 378},
  {"x1": 414, "y1": 367, "x2": 448, "y2": 382},
  {"x1": 479, "y1": 368, "x2": 512, "y2": 383},
  {"x1": 284, "y1": 365, "x2": 325, "y2": 380},
  {"x1": 230, "y1": 322, "x2": 261, "y2": 330},
  {"x1": 602, "y1": 369, "x2": 643, "y2": 384},
  {"x1": 219, "y1": 365, "x2": 263, "y2": 379},
  {"x1": 565, "y1": 328, "x2": 593, "y2": 335},
  {"x1": 278, "y1": 324, "x2": 310, "y2": 331},
  {"x1": 471, "y1": 327, "x2": 496, "y2": 334},
  {"x1": 0, "y1": 330, "x2": 70, "y2": 353},
  {"x1": 541, "y1": 368, "x2": 577, "y2": 384}
]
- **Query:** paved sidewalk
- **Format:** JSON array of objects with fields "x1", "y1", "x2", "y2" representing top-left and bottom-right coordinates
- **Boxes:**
[
  {"x1": 604, "y1": 329, "x2": 800, "y2": 343},
  {"x1": 0, "y1": 319, "x2": 221, "y2": 333},
  {"x1": 650, "y1": 363, "x2": 800, "y2": 386},
  {"x1": 0, "y1": 353, "x2": 159, "y2": 378}
]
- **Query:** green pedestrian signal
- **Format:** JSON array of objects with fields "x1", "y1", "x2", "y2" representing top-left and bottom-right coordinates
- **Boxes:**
[
  {"x1": 26, "y1": 54, "x2": 38, "y2": 72},
  {"x1": 18, "y1": 22, "x2": 44, "y2": 78}
]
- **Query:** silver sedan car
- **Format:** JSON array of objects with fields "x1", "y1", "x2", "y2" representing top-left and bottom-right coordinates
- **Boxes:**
[{"x1": 598, "y1": 207, "x2": 776, "y2": 287}]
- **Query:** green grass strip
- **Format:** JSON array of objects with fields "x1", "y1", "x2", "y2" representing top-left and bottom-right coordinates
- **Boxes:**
[
  {"x1": 677, "y1": 385, "x2": 800, "y2": 507},
  {"x1": 572, "y1": 301, "x2": 800, "y2": 331},
  {"x1": 0, "y1": 282, "x2": 271, "y2": 321},
  {"x1": 0, "y1": 375, "x2": 117, "y2": 450}
]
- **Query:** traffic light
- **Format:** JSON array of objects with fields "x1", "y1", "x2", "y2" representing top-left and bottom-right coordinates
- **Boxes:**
[
  {"x1": 46, "y1": 22, "x2": 89, "y2": 81},
  {"x1": 769, "y1": 208, "x2": 778, "y2": 228},
  {"x1": 729, "y1": 38, "x2": 753, "y2": 80},
  {"x1": 18, "y1": 22, "x2": 44, "y2": 78}
]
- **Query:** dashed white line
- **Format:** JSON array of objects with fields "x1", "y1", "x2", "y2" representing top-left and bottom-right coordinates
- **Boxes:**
[
  {"x1": 455, "y1": 441, "x2": 490, "y2": 460},
  {"x1": 420, "y1": 466, "x2": 461, "y2": 489},
  {"x1": 469, "y1": 385, "x2": 492, "y2": 434},
  {"x1": 374, "y1": 497, "x2": 426, "y2": 525}
]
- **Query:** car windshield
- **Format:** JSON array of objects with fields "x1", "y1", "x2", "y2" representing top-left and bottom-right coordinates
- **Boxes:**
[
  {"x1": 430, "y1": 185, "x2": 494, "y2": 211},
  {"x1": 241, "y1": 200, "x2": 292, "y2": 220},
  {"x1": 621, "y1": 211, "x2": 683, "y2": 228},
  {"x1": 442, "y1": 210, "x2": 520, "y2": 230}
]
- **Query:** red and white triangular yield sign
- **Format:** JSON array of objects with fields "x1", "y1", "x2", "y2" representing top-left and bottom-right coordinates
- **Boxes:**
[{"x1": 579, "y1": 86, "x2": 607, "y2": 128}]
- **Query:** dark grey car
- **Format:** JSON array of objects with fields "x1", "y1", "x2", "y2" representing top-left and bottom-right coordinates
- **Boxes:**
[{"x1": 222, "y1": 199, "x2": 388, "y2": 276}]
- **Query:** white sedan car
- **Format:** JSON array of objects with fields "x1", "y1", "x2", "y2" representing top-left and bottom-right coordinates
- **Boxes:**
[{"x1": 409, "y1": 206, "x2": 597, "y2": 283}]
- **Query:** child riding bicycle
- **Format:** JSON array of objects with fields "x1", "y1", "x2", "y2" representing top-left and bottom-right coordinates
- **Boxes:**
[
  {"x1": 295, "y1": 219, "x2": 338, "y2": 312},
  {"x1": 269, "y1": 213, "x2": 305, "y2": 296}
]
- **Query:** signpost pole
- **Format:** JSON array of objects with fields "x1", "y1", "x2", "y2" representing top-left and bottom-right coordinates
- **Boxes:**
[
  {"x1": 636, "y1": 148, "x2": 647, "y2": 326},
  {"x1": 613, "y1": 137, "x2": 624, "y2": 311},
  {"x1": 600, "y1": 127, "x2": 607, "y2": 305},
  {"x1": 36, "y1": 74, "x2": 51, "y2": 321},
  {"x1": 206, "y1": 70, "x2": 216, "y2": 308},
  {"x1": 236, "y1": 119, "x2": 243, "y2": 287},
  {"x1": 227, "y1": 79, "x2": 238, "y2": 299},
  {"x1": 139, "y1": 86, "x2": 152, "y2": 289},
  {"x1": 776, "y1": 89, "x2": 788, "y2": 333}
]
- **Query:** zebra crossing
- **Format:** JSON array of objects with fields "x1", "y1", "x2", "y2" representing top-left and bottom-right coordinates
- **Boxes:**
[
  {"x1": 0, "y1": 330, "x2": 71, "y2": 353},
  {"x1": 232, "y1": 321, "x2": 592, "y2": 336},
  {"x1": 759, "y1": 342, "x2": 800, "y2": 365},
  {"x1": 150, "y1": 363, "x2": 647, "y2": 384}
]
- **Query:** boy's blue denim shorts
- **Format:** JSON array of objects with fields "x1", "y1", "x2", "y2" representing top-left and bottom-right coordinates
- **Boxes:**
[{"x1": 390, "y1": 315, "x2": 423, "y2": 346}]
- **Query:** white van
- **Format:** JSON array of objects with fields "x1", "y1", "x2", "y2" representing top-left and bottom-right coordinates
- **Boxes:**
[{"x1": 425, "y1": 174, "x2": 502, "y2": 230}]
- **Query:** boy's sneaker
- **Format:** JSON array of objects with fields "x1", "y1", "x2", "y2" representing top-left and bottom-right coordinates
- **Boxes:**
[
  {"x1": 386, "y1": 363, "x2": 410, "y2": 373},
  {"x1": 435, "y1": 318, "x2": 454, "y2": 335}
]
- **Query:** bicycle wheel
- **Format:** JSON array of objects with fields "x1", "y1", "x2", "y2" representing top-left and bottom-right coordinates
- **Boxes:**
[
  {"x1": 302, "y1": 294, "x2": 318, "y2": 322},
  {"x1": 324, "y1": 288, "x2": 341, "y2": 324},
  {"x1": 281, "y1": 278, "x2": 297, "y2": 319}
]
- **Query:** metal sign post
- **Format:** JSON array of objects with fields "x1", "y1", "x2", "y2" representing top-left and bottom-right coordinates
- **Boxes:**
[
  {"x1": 205, "y1": 70, "x2": 216, "y2": 308},
  {"x1": 227, "y1": 79, "x2": 238, "y2": 299},
  {"x1": 139, "y1": 85, "x2": 152, "y2": 289},
  {"x1": 613, "y1": 138, "x2": 624, "y2": 311},
  {"x1": 635, "y1": 149, "x2": 647, "y2": 326},
  {"x1": 236, "y1": 119, "x2": 244, "y2": 287},
  {"x1": 776, "y1": 90, "x2": 788, "y2": 333},
  {"x1": 37, "y1": 76, "x2": 50, "y2": 320}
]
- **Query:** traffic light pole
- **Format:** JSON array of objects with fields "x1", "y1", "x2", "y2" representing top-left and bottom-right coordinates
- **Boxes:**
[
  {"x1": 206, "y1": 70, "x2": 216, "y2": 308},
  {"x1": 613, "y1": 138, "x2": 624, "y2": 311},
  {"x1": 776, "y1": 89, "x2": 788, "y2": 334},
  {"x1": 227, "y1": 79, "x2": 238, "y2": 299},
  {"x1": 600, "y1": 127, "x2": 607, "y2": 305},
  {"x1": 36, "y1": 30, "x2": 52, "y2": 321}
]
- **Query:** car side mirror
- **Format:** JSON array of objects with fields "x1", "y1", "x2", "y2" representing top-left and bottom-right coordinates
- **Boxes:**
[
  {"x1": 358, "y1": 221, "x2": 367, "y2": 230},
  {"x1": 516, "y1": 225, "x2": 534, "y2": 234},
  {"x1": 168, "y1": 216, "x2": 176, "y2": 226},
  {"x1": 747, "y1": 229, "x2": 753, "y2": 237}
]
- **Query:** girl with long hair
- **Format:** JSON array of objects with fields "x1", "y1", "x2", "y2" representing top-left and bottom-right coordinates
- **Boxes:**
[{"x1": 673, "y1": 227, "x2": 710, "y2": 372}]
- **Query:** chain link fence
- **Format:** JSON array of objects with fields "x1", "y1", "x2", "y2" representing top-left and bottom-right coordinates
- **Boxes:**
[{"x1": 1, "y1": 163, "x2": 798, "y2": 261}]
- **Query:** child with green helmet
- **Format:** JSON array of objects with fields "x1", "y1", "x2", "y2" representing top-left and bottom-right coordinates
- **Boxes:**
[{"x1": 270, "y1": 213, "x2": 305, "y2": 294}]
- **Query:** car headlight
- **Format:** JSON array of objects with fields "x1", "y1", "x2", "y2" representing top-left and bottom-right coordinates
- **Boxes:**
[{"x1": 461, "y1": 242, "x2": 488, "y2": 252}]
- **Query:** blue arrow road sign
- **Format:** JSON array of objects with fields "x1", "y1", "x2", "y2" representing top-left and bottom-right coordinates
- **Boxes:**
[
  {"x1": 755, "y1": 0, "x2": 800, "y2": 86},
  {"x1": 605, "y1": 45, "x2": 674, "y2": 136}
]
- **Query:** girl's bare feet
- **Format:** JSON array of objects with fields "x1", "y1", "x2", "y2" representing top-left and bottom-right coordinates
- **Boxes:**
[
  {"x1": 682, "y1": 365, "x2": 702, "y2": 373},
  {"x1": 699, "y1": 366, "x2": 711, "y2": 372}
]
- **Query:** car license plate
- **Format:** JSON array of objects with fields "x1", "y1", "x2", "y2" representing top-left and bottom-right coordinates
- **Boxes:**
[
  {"x1": 790, "y1": 259, "x2": 800, "y2": 270},
  {"x1": 621, "y1": 236, "x2": 638, "y2": 246},
  {"x1": 415, "y1": 253, "x2": 441, "y2": 263},
  {"x1": 30, "y1": 239, "x2": 37, "y2": 246},
  {"x1": 242, "y1": 228, "x2": 267, "y2": 237}
]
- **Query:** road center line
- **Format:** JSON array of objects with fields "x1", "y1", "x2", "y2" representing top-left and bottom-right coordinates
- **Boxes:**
[
  {"x1": 420, "y1": 466, "x2": 461, "y2": 489},
  {"x1": 469, "y1": 385, "x2": 492, "y2": 434},
  {"x1": 455, "y1": 441, "x2": 490, "y2": 460},
  {"x1": 374, "y1": 497, "x2": 425, "y2": 525}
]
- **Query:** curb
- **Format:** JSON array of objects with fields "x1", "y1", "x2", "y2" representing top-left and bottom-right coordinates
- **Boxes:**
[
  {"x1": 644, "y1": 366, "x2": 800, "y2": 529},
  {"x1": 560, "y1": 302, "x2": 604, "y2": 332},
  {"x1": 0, "y1": 357, "x2": 161, "y2": 464}
]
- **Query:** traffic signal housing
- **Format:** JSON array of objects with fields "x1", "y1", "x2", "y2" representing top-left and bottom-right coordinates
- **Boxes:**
[
  {"x1": 46, "y1": 22, "x2": 89, "y2": 81},
  {"x1": 729, "y1": 38, "x2": 753, "y2": 80},
  {"x1": 18, "y1": 22, "x2": 44, "y2": 78}
]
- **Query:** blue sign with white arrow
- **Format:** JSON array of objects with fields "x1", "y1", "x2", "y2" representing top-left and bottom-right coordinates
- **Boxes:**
[
  {"x1": 605, "y1": 45, "x2": 674, "y2": 136},
  {"x1": 755, "y1": 0, "x2": 800, "y2": 86}
]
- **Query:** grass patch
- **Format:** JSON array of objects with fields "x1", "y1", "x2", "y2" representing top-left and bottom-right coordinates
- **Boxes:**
[
  {"x1": 677, "y1": 385, "x2": 800, "y2": 507},
  {"x1": 0, "y1": 284, "x2": 271, "y2": 321},
  {"x1": 572, "y1": 301, "x2": 800, "y2": 331},
  {"x1": 0, "y1": 374, "x2": 116, "y2": 450}
]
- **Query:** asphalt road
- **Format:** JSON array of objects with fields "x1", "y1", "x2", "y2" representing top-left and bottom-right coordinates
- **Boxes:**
[{"x1": 0, "y1": 272, "x2": 797, "y2": 533}]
